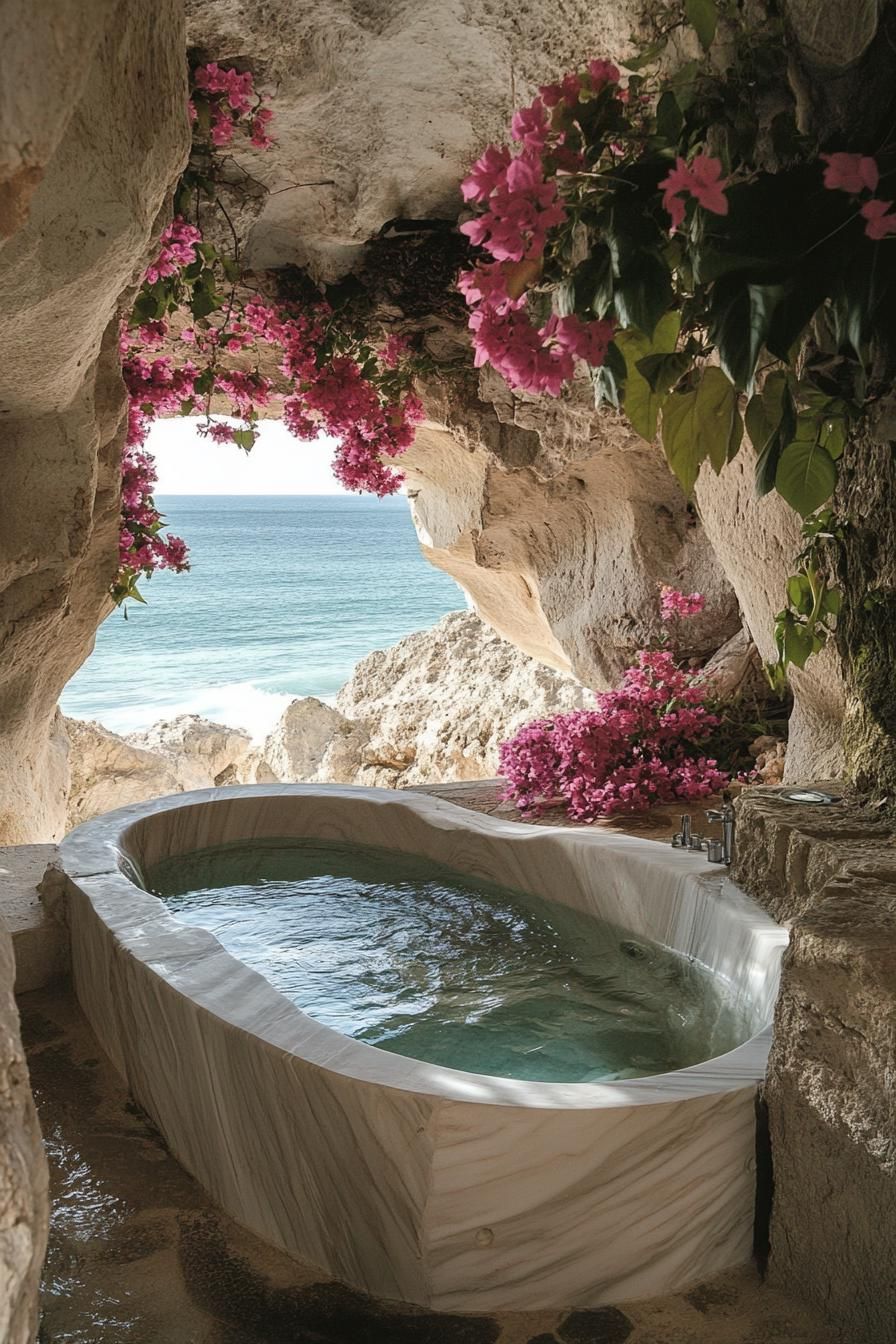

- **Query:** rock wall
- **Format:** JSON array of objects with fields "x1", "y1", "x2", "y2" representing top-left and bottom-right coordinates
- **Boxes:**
[
  {"x1": 402, "y1": 373, "x2": 740, "y2": 687},
  {"x1": 184, "y1": 0, "x2": 640, "y2": 279},
  {"x1": 64, "y1": 716, "x2": 253, "y2": 832},
  {"x1": 732, "y1": 791, "x2": 896, "y2": 1341},
  {"x1": 0, "y1": 923, "x2": 47, "y2": 1344},
  {"x1": 0, "y1": 1, "x2": 190, "y2": 846}
]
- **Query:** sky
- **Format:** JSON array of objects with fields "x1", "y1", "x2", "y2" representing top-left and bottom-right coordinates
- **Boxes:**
[{"x1": 148, "y1": 417, "x2": 353, "y2": 495}]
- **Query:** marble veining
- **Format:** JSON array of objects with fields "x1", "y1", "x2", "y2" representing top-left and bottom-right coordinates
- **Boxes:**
[{"x1": 56, "y1": 784, "x2": 788, "y2": 1310}]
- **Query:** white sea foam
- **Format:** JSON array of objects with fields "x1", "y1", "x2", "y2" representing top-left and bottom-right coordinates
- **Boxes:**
[{"x1": 95, "y1": 683, "x2": 299, "y2": 743}]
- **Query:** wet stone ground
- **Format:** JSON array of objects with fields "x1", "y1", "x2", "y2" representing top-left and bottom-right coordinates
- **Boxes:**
[{"x1": 24, "y1": 987, "x2": 837, "y2": 1344}]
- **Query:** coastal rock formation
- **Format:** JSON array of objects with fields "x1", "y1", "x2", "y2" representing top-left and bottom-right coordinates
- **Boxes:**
[
  {"x1": 184, "y1": 0, "x2": 639, "y2": 279},
  {"x1": 64, "y1": 720, "x2": 184, "y2": 832},
  {"x1": 65, "y1": 715, "x2": 255, "y2": 830},
  {"x1": 262, "y1": 699, "x2": 369, "y2": 786},
  {"x1": 0, "y1": 2, "x2": 189, "y2": 846},
  {"x1": 401, "y1": 375, "x2": 741, "y2": 689},
  {"x1": 335, "y1": 609, "x2": 590, "y2": 785},
  {"x1": 62, "y1": 612, "x2": 590, "y2": 813},
  {"x1": 260, "y1": 611, "x2": 590, "y2": 787},
  {"x1": 128, "y1": 715, "x2": 253, "y2": 789}
]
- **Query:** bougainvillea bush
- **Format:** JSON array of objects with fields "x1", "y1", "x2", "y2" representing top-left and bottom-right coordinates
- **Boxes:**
[
  {"x1": 458, "y1": 7, "x2": 896, "y2": 684},
  {"x1": 498, "y1": 588, "x2": 733, "y2": 820},
  {"x1": 115, "y1": 62, "x2": 424, "y2": 604}
]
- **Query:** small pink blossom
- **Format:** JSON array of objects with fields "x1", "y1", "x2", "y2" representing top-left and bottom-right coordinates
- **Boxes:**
[
  {"x1": 821, "y1": 152, "x2": 879, "y2": 194},
  {"x1": 659, "y1": 154, "x2": 729, "y2": 231},
  {"x1": 381, "y1": 333, "x2": 410, "y2": 367},
  {"x1": 860, "y1": 198, "x2": 896, "y2": 239},
  {"x1": 511, "y1": 98, "x2": 552, "y2": 150},
  {"x1": 587, "y1": 59, "x2": 621, "y2": 88},
  {"x1": 660, "y1": 586, "x2": 706, "y2": 621}
]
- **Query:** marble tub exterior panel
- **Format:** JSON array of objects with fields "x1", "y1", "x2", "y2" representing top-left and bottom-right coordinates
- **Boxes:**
[
  {"x1": 424, "y1": 1087, "x2": 756, "y2": 1311},
  {"x1": 57, "y1": 785, "x2": 787, "y2": 1310}
]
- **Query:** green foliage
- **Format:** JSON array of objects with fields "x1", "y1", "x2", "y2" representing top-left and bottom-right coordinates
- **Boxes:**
[
  {"x1": 513, "y1": 2, "x2": 896, "y2": 684},
  {"x1": 767, "y1": 510, "x2": 846, "y2": 691}
]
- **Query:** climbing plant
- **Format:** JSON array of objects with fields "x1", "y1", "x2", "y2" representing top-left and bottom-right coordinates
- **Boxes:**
[
  {"x1": 116, "y1": 62, "x2": 425, "y2": 605},
  {"x1": 456, "y1": 4, "x2": 896, "y2": 687}
]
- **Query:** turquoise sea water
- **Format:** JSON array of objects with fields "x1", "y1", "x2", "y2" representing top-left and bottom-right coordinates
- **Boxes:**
[
  {"x1": 150, "y1": 838, "x2": 742, "y2": 1083},
  {"x1": 60, "y1": 495, "x2": 463, "y2": 738}
]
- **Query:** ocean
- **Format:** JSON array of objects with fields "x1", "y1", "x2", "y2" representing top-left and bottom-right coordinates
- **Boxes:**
[{"x1": 60, "y1": 495, "x2": 464, "y2": 740}]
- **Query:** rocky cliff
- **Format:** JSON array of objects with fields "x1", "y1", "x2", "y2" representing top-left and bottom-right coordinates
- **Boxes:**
[{"x1": 61, "y1": 612, "x2": 589, "y2": 824}]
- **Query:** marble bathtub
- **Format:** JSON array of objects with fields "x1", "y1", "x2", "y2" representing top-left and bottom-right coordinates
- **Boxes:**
[{"x1": 56, "y1": 785, "x2": 788, "y2": 1312}]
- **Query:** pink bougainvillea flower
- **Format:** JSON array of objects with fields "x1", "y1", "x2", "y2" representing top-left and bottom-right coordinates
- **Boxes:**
[
  {"x1": 461, "y1": 144, "x2": 512, "y2": 202},
  {"x1": 511, "y1": 97, "x2": 552, "y2": 150},
  {"x1": 587, "y1": 59, "x2": 621, "y2": 88},
  {"x1": 860, "y1": 198, "x2": 896, "y2": 239},
  {"x1": 687, "y1": 154, "x2": 729, "y2": 214},
  {"x1": 659, "y1": 154, "x2": 728, "y2": 230},
  {"x1": 660, "y1": 586, "x2": 706, "y2": 621},
  {"x1": 538, "y1": 71, "x2": 583, "y2": 109},
  {"x1": 821, "y1": 152, "x2": 879, "y2": 194}
]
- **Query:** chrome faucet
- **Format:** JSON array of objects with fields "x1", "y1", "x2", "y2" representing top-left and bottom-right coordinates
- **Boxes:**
[
  {"x1": 671, "y1": 814, "x2": 706, "y2": 850},
  {"x1": 705, "y1": 790, "x2": 736, "y2": 865}
]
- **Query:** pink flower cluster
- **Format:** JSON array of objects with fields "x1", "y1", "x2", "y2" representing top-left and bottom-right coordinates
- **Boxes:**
[
  {"x1": 467, "y1": 299, "x2": 615, "y2": 396},
  {"x1": 821, "y1": 153, "x2": 896, "y2": 239},
  {"x1": 191, "y1": 62, "x2": 275, "y2": 150},
  {"x1": 660, "y1": 586, "x2": 706, "y2": 621},
  {"x1": 658, "y1": 154, "x2": 729, "y2": 231},
  {"x1": 143, "y1": 218, "x2": 202, "y2": 285},
  {"x1": 499, "y1": 596, "x2": 730, "y2": 820},
  {"x1": 458, "y1": 60, "x2": 629, "y2": 394},
  {"x1": 217, "y1": 297, "x2": 424, "y2": 495},
  {"x1": 118, "y1": 448, "x2": 189, "y2": 583}
]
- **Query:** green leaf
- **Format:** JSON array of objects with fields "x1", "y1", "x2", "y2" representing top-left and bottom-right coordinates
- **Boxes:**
[
  {"x1": 593, "y1": 340, "x2": 627, "y2": 409},
  {"x1": 662, "y1": 389, "x2": 704, "y2": 495},
  {"x1": 613, "y1": 252, "x2": 674, "y2": 338},
  {"x1": 775, "y1": 440, "x2": 838, "y2": 516},
  {"x1": 189, "y1": 284, "x2": 221, "y2": 320},
  {"x1": 787, "y1": 574, "x2": 813, "y2": 614},
  {"x1": 635, "y1": 350, "x2": 692, "y2": 393},
  {"x1": 571, "y1": 247, "x2": 614, "y2": 318},
  {"x1": 616, "y1": 312, "x2": 681, "y2": 441},
  {"x1": 686, "y1": 0, "x2": 718, "y2": 49},
  {"x1": 824, "y1": 588, "x2": 843, "y2": 616},
  {"x1": 232, "y1": 428, "x2": 256, "y2": 451},
  {"x1": 660, "y1": 366, "x2": 742, "y2": 492},
  {"x1": 699, "y1": 366, "x2": 742, "y2": 472},
  {"x1": 782, "y1": 619, "x2": 814, "y2": 669},
  {"x1": 655, "y1": 91, "x2": 683, "y2": 143},
  {"x1": 620, "y1": 39, "x2": 667, "y2": 71}
]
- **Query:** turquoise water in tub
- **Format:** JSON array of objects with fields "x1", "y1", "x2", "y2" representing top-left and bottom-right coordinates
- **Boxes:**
[{"x1": 147, "y1": 838, "x2": 745, "y2": 1083}]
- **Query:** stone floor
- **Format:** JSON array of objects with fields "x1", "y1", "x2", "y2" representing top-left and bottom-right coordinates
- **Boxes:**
[{"x1": 24, "y1": 986, "x2": 838, "y2": 1344}]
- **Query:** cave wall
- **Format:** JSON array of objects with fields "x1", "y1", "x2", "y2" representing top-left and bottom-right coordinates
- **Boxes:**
[
  {"x1": 0, "y1": 1, "x2": 190, "y2": 846},
  {"x1": 733, "y1": 792, "x2": 896, "y2": 1342}
]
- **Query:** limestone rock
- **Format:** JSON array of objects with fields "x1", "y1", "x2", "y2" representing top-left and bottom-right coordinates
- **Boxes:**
[
  {"x1": 64, "y1": 719, "x2": 184, "y2": 832},
  {"x1": 0, "y1": 923, "x2": 48, "y2": 1344},
  {"x1": 0, "y1": 1, "x2": 190, "y2": 844},
  {"x1": 128, "y1": 715, "x2": 253, "y2": 790},
  {"x1": 732, "y1": 788, "x2": 896, "y2": 1342},
  {"x1": 336, "y1": 610, "x2": 590, "y2": 784},
  {"x1": 694, "y1": 451, "x2": 846, "y2": 782},
  {"x1": 185, "y1": 0, "x2": 640, "y2": 280},
  {"x1": 262, "y1": 698, "x2": 367, "y2": 785},
  {"x1": 402, "y1": 373, "x2": 741, "y2": 690}
]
